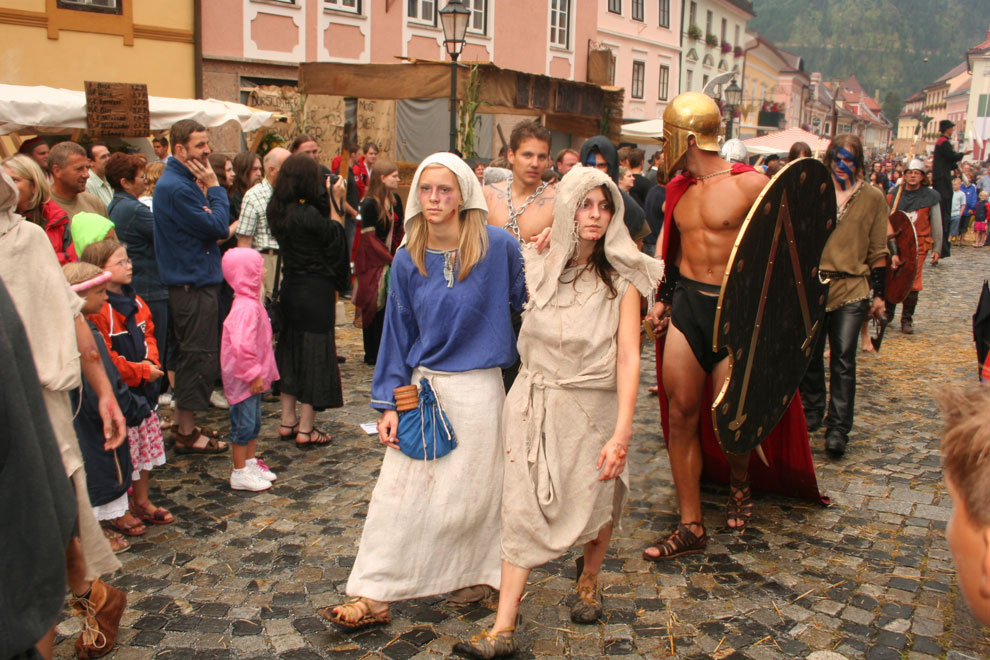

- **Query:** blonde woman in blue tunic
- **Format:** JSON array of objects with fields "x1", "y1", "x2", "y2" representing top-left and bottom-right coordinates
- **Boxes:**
[
  {"x1": 321, "y1": 153, "x2": 526, "y2": 629},
  {"x1": 455, "y1": 166, "x2": 663, "y2": 658}
]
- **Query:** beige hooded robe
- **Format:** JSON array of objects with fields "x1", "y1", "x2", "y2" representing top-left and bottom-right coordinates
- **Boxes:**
[{"x1": 500, "y1": 166, "x2": 663, "y2": 569}]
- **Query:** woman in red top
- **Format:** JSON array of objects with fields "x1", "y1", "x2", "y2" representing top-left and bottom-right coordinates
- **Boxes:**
[{"x1": 2, "y1": 154, "x2": 77, "y2": 264}]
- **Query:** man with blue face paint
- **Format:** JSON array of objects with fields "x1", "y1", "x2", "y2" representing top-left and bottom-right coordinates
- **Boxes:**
[{"x1": 799, "y1": 134, "x2": 890, "y2": 458}]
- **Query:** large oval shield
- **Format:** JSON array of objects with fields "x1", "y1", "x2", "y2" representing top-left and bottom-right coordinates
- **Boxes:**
[
  {"x1": 711, "y1": 158, "x2": 836, "y2": 455},
  {"x1": 884, "y1": 210, "x2": 918, "y2": 304}
]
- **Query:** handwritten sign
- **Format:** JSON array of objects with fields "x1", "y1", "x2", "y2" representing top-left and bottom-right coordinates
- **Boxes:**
[
  {"x1": 84, "y1": 82, "x2": 150, "y2": 137},
  {"x1": 356, "y1": 99, "x2": 395, "y2": 158}
]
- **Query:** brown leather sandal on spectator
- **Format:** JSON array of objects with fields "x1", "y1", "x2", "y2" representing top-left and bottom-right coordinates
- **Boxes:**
[{"x1": 172, "y1": 428, "x2": 228, "y2": 454}]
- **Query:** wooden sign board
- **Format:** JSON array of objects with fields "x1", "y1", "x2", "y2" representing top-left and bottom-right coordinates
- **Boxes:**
[
  {"x1": 85, "y1": 81, "x2": 150, "y2": 137},
  {"x1": 356, "y1": 99, "x2": 395, "y2": 159}
]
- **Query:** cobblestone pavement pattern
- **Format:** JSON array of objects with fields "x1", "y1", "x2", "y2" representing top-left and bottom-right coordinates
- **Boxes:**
[{"x1": 53, "y1": 248, "x2": 990, "y2": 659}]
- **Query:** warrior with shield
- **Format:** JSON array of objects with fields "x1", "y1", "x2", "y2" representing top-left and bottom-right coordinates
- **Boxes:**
[
  {"x1": 883, "y1": 158, "x2": 943, "y2": 334},
  {"x1": 644, "y1": 93, "x2": 826, "y2": 560}
]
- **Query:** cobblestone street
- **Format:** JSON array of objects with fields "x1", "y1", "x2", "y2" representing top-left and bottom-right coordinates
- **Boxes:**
[{"x1": 54, "y1": 248, "x2": 990, "y2": 660}]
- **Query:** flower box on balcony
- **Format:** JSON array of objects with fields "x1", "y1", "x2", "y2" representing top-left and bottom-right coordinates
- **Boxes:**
[
  {"x1": 687, "y1": 24, "x2": 702, "y2": 40},
  {"x1": 733, "y1": 46, "x2": 743, "y2": 58},
  {"x1": 721, "y1": 41, "x2": 732, "y2": 54},
  {"x1": 705, "y1": 33, "x2": 719, "y2": 47}
]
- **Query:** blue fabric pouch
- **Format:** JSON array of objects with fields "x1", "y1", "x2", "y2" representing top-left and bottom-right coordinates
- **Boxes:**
[{"x1": 397, "y1": 378, "x2": 457, "y2": 460}]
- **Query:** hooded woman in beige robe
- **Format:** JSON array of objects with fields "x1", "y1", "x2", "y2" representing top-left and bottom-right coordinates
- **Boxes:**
[{"x1": 455, "y1": 166, "x2": 663, "y2": 659}]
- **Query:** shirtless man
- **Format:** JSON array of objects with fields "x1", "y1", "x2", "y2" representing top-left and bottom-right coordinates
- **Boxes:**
[
  {"x1": 484, "y1": 120, "x2": 556, "y2": 243},
  {"x1": 485, "y1": 120, "x2": 556, "y2": 389},
  {"x1": 643, "y1": 92, "x2": 769, "y2": 559}
]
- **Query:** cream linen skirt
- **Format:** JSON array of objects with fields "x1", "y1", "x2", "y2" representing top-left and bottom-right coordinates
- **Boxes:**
[{"x1": 345, "y1": 366, "x2": 504, "y2": 601}]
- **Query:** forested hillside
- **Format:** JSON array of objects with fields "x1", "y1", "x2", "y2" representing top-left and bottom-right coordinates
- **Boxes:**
[{"x1": 749, "y1": 0, "x2": 988, "y2": 120}]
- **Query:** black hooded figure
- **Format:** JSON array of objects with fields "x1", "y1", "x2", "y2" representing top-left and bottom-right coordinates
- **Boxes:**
[{"x1": 578, "y1": 137, "x2": 648, "y2": 241}]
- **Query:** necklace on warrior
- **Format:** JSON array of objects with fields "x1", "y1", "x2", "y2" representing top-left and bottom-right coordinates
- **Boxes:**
[
  {"x1": 696, "y1": 167, "x2": 732, "y2": 181},
  {"x1": 505, "y1": 175, "x2": 550, "y2": 243}
]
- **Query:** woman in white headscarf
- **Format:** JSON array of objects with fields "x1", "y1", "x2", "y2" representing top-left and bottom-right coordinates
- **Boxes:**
[
  {"x1": 322, "y1": 153, "x2": 527, "y2": 629},
  {"x1": 455, "y1": 166, "x2": 663, "y2": 659}
]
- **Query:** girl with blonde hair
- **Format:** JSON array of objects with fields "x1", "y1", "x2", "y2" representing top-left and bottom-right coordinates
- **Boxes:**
[{"x1": 323, "y1": 152, "x2": 526, "y2": 629}]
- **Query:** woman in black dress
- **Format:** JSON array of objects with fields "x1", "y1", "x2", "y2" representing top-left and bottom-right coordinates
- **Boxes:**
[{"x1": 267, "y1": 154, "x2": 350, "y2": 448}]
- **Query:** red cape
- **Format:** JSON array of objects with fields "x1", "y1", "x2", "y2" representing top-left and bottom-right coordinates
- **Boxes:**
[{"x1": 657, "y1": 164, "x2": 829, "y2": 504}]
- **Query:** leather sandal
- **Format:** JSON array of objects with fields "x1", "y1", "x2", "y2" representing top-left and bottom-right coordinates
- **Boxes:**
[
  {"x1": 452, "y1": 627, "x2": 517, "y2": 659},
  {"x1": 318, "y1": 597, "x2": 390, "y2": 631},
  {"x1": 102, "y1": 527, "x2": 130, "y2": 554},
  {"x1": 106, "y1": 514, "x2": 146, "y2": 537},
  {"x1": 130, "y1": 499, "x2": 174, "y2": 525},
  {"x1": 295, "y1": 428, "x2": 332, "y2": 449},
  {"x1": 570, "y1": 556, "x2": 602, "y2": 624},
  {"x1": 642, "y1": 522, "x2": 707, "y2": 561},
  {"x1": 277, "y1": 421, "x2": 299, "y2": 441},
  {"x1": 169, "y1": 423, "x2": 221, "y2": 439},
  {"x1": 173, "y1": 428, "x2": 228, "y2": 454},
  {"x1": 726, "y1": 477, "x2": 753, "y2": 531}
]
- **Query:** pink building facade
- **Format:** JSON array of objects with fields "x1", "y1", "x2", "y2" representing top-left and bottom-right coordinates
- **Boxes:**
[
  {"x1": 204, "y1": 1, "x2": 682, "y2": 155},
  {"x1": 592, "y1": 0, "x2": 682, "y2": 121},
  {"x1": 201, "y1": 2, "x2": 685, "y2": 150}
]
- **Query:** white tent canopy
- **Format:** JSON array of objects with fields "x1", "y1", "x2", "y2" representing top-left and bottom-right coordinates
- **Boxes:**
[
  {"x1": 742, "y1": 127, "x2": 831, "y2": 158},
  {"x1": 0, "y1": 84, "x2": 273, "y2": 136},
  {"x1": 620, "y1": 118, "x2": 664, "y2": 145}
]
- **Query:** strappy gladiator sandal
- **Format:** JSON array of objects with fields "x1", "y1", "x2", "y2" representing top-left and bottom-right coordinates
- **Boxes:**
[
  {"x1": 295, "y1": 428, "x2": 332, "y2": 450},
  {"x1": 317, "y1": 597, "x2": 390, "y2": 631},
  {"x1": 452, "y1": 626, "x2": 518, "y2": 659},
  {"x1": 642, "y1": 521, "x2": 707, "y2": 561},
  {"x1": 726, "y1": 477, "x2": 754, "y2": 531},
  {"x1": 570, "y1": 556, "x2": 603, "y2": 624}
]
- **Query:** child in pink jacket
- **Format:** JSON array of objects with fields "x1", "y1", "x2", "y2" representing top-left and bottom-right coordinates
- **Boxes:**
[{"x1": 221, "y1": 248, "x2": 280, "y2": 492}]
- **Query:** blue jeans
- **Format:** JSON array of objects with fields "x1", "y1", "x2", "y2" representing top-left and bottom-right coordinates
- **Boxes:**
[
  {"x1": 950, "y1": 214, "x2": 962, "y2": 237},
  {"x1": 229, "y1": 394, "x2": 262, "y2": 445}
]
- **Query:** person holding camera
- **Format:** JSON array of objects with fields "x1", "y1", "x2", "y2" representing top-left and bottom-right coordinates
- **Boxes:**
[{"x1": 267, "y1": 154, "x2": 349, "y2": 449}]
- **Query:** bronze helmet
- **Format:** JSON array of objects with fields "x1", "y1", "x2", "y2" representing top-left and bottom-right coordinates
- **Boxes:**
[{"x1": 662, "y1": 91, "x2": 723, "y2": 178}]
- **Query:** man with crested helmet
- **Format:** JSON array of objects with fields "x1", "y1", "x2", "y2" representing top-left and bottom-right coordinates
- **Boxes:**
[{"x1": 643, "y1": 92, "x2": 771, "y2": 558}]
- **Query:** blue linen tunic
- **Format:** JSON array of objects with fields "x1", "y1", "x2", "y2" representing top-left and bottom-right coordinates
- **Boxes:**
[{"x1": 370, "y1": 225, "x2": 526, "y2": 411}]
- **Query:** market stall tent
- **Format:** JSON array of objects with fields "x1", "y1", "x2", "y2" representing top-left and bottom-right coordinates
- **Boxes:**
[
  {"x1": 0, "y1": 83, "x2": 273, "y2": 136},
  {"x1": 742, "y1": 127, "x2": 830, "y2": 157},
  {"x1": 619, "y1": 118, "x2": 665, "y2": 145}
]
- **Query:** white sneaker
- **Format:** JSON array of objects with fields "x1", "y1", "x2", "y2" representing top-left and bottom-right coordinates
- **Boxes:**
[
  {"x1": 230, "y1": 467, "x2": 271, "y2": 492},
  {"x1": 210, "y1": 390, "x2": 230, "y2": 409},
  {"x1": 247, "y1": 457, "x2": 277, "y2": 482}
]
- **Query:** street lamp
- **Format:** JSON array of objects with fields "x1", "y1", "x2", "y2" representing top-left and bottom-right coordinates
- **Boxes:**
[
  {"x1": 440, "y1": 0, "x2": 471, "y2": 152},
  {"x1": 723, "y1": 77, "x2": 742, "y2": 140}
]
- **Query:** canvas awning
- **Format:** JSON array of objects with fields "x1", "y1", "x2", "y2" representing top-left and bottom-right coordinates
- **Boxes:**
[
  {"x1": 742, "y1": 127, "x2": 831, "y2": 157},
  {"x1": 298, "y1": 61, "x2": 624, "y2": 141},
  {"x1": 619, "y1": 118, "x2": 665, "y2": 145},
  {"x1": 0, "y1": 84, "x2": 273, "y2": 136}
]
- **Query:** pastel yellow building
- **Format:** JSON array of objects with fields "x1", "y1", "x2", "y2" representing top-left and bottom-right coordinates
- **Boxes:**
[{"x1": 0, "y1": 0, "x2": 195, "y2": 98}]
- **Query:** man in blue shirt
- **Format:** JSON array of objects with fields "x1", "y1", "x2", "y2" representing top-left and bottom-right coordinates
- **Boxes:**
[{"x1": 153, "y1": 119, "x2": 230, "y2": 453}]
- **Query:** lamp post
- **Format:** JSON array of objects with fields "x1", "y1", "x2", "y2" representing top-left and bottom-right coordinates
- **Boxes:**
[
  {"x1": 440, "y1": 0, "x2": 470, "y2": 152},
  {"x1": 723, "y1": 77, "x2": 742, "y2": 140}
]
